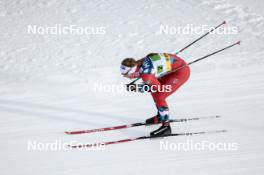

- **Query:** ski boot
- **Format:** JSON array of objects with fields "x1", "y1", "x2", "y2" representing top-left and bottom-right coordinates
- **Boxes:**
[
  {"x1": 145, "y1": 114, "x2": 161, "y2": 125},
  {"x1": 150, "y1": 121, "x2": 171, "y2": 137},
  {"x1": 150, "y1": 106, "x2": 171, "y2": 137}
]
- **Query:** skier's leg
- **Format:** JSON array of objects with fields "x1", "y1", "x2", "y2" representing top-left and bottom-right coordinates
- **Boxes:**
[
  {"x1": 149, "y1": 95, "x2": 171, "y2": 136},
  {"x1": 145, "y1": 92, "x2": 168, "y2": 124},
  {"x1": 151, "y1": 67, "x2": 190, "y2": 121},
  {"x1": 150, "y1": 67, "x2": 190, "y2": 136},
  {"x1": 159, "y1": 66, "x2": 191, "y2": 100}
]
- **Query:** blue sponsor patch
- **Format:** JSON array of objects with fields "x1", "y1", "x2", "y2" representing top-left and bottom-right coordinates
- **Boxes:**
[{"x1": 140, "y1": 57, "x2": 153, "y2": 74}]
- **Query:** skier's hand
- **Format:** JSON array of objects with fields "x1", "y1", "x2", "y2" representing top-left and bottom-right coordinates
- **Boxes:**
[
  {"x1": 126, "y1": 83, "x2": 137, "y2": 92},
  {"x1": 126, "y1": 83, "x2": 150, "y2": 93},
  {"x1": 138, "y1": 83, "x2": 151, "y2": 93}
]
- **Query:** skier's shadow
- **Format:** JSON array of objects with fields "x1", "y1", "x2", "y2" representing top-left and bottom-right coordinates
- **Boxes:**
[{"x1": 0, "y1": 99, "x2": 137, "y2": 127}]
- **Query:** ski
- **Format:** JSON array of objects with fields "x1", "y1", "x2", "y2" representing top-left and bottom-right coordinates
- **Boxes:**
[
  {"x1": 69, "y1": 129, "x2": 227, "y2": 148},
  {"x1": 65, "y1": 115, "x2": 220, "y2": 135}
]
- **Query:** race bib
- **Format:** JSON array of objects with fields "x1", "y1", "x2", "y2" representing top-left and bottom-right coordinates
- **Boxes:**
[{"x1": 149, "y1": 53, "x2": 172, "y2": 77}]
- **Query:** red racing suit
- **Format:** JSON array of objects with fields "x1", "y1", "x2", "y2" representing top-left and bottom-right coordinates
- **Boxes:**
[{"x1": 129, "y1": 53, "x2": 190, "y2": 113}]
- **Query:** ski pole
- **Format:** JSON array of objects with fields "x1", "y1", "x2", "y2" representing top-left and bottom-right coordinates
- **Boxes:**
[
  {"x1": 175, "y1": 21, "x2": 226, "y2": 55},
  {"x1": 128, "y1": 41, "x2": 240, "y2": 85},
  {"x1": 127, "y1": 21, "x2": 226, "y2": 85},
  {"x1": 164, "y1": 41, "x2": 241, "y2": 75}
]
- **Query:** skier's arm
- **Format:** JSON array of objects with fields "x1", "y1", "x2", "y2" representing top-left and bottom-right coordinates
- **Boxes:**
[
  {"x1": 127, "y1": 72, "x2": 140, "y2": 79},
  {"x1": 141, "y1": 73, "x2": 161, "y2": 91}
]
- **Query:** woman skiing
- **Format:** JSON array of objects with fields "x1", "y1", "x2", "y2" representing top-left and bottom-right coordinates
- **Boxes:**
[{"x1": 120, "y1": 53, "x2": 190, "y2": 137}]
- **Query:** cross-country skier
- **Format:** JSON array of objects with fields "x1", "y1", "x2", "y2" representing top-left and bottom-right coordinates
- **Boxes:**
[{"x1": 120, "y1": 53, "x2": 190, "y2": 137}]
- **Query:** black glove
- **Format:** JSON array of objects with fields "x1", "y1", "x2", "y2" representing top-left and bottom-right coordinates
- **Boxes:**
[
  {"x1": 138, "y1": 83, "x2": 151, "y2": 93},
  {"x1": 126, "y1": 83, "x2": 137, "y2": 92},
  {"x1": 126, "y1": 83, "x2": 151, "y2": 93}
]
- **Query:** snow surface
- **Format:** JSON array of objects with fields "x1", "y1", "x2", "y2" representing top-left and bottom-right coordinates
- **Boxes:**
[{"x1": 1, "y1": 0, "x2": 264, "y2": 174}]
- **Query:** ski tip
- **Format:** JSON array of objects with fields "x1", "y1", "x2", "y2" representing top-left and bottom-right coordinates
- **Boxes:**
[
  {"x1": 68, "y1": 144, "x2": 81, "y2": 149},
  {"x1": 237, "y1": 41, "x2": 241, "y2": 45},
  {"x1": 215, "y1": 115, "x2": 221, "y2": 118},
  {"x1": 223, "y1": 21, "x2": 227, "y2": 25},
  {"x1": 64, "y1": 131, "x2": 85, "y2": 135}
]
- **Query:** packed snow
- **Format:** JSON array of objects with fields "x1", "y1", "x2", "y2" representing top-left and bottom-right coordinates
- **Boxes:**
[{"x1": 1, "y1": 0, "x2": 264, "y2": 174}]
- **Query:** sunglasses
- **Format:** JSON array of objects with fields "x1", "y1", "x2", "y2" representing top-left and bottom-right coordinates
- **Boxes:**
[{"x1": 120, "y1": 65, "x2": 134, "y2": 75}]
